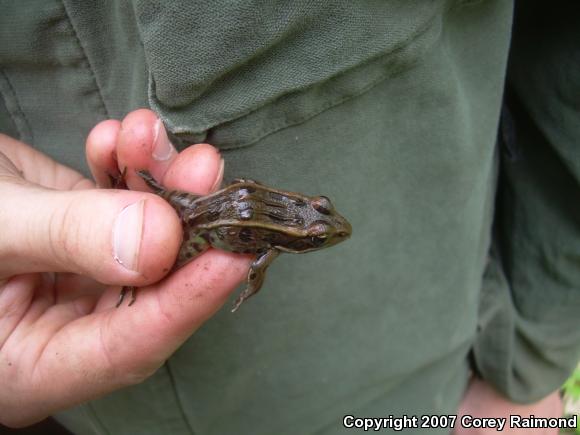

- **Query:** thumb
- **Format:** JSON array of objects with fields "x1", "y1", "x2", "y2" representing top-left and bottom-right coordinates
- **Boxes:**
[{"x1": 0, "y1": 181, "x2": 182, "y2": 287}]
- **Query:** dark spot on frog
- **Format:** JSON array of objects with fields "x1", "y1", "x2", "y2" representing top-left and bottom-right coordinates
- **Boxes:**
[
  {"x1": 183, "y1": 231, "x2": 190, "y2": 242},
  {"x1": 249, "y1": 272, "x2": 257, "y2": 280},
  {"x1": 269, "y1": 192, "x2": 284, "y2": 202},
  {"x1": 311, "y1": 236, "x2": 326, "y2": 247},
  {"x1": 239, "y1": 228, "x2": 253, "y2": 243},
  {"x1": 185, "y1": 251, "x2": 193, "y2": 259},
  {"x1": 246, "y1": 186, "x2": 256, "y2": 194},
  {"x1": 294, "y1": 199, "x2": 306, "y2": 207},
  {"x1": 193, "y1": 242, "x2": 204, "y2": 252},
  {"x1": 206, "y1": 210, "x2": 220, "y2": 222},
  {"x1": 261, "y1": 232, "x2": 278, "y2": 244}
]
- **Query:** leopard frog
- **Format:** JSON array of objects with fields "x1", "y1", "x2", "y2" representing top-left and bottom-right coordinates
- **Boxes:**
[{"x1": 117, "y1": 170, "x2": 352, "y2": 311}]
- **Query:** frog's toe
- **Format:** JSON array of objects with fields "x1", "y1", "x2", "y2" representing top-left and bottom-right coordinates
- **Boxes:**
[
  {"x1": 116, "y1": 285, "x2": 137, "y2": 307},
  {"x1": 128, "y1": 287, "x2": 137, "y2": 306},
  {"x1": 230, "y1": 286, "x2": 256, "y2": 312},
  {"x1": 116, "y1": 286, "x2": 127, "y2": 308},
  {"x1": 231, "y1": 296, "x2": 244, "y2": 313}
]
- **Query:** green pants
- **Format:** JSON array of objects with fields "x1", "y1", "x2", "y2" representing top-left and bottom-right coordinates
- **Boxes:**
[{"x1": 1, "y1": 1, "x2": 579, "y2": 433}]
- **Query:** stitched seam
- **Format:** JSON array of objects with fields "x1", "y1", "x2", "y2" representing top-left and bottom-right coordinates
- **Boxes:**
[
  {"x1": 85, "y1": 402, "x2": 112, "y2": 435},
  {"x1": 60, "y1": 0, "x2": 111, "y2": 119},
  {"x1": 0, "y1": 69, "x2": 34, "y2": 144},
  {"x1": 165, "y1": 361, "x2": 196, "y2": 435},
  {"x1": 216, "y1": 48, "x2": 427, "y2": 152},
  {"x1": 174, "y1": 51, "x2": 425, "y2": 151}
]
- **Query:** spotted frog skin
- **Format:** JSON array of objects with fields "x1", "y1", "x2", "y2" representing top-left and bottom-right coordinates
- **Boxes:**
[{"x1": 117, "y1": 170, "x2": 352, "y2": 312}]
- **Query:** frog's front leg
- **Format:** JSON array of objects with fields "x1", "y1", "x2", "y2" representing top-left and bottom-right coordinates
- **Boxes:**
[
  {"x1": 231, "y1": 249, "x2": 280, "y2": 312},
  {"x1": 109, "y1": 167, "x2": 128, "y2": 189},
  {"x1": 136, "y1": 169, "x2": 166, "y2": 195},
  {"x1": 174, "y1": 231, "x2": 211, "y2": 269}
]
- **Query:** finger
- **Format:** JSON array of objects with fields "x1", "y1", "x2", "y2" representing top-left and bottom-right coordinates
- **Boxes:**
[
  {"x1": 162, "y1": 143, "x2": 224, "y2": 194},
  {"x1": 116, "y1": 109, "x2": 178, "y2": 188},
  {"x1": 85, "y1": 119, "x2": 122, "y2": 188},
  {"x1": 54, "y1": 273, "x2": 107, "y2": 304},
  {"x1": 0, "y1": 274, "x2": 38, "y2": 345},
  {"x1": 0, "y1": 183, "x2": 181, "y2": 287},
  {"x1": 0, "y1": 134, "x2": 93, "y2": 191},
  {"x1": 0, "y1": 251, "x2": 249, "y2": 427}
]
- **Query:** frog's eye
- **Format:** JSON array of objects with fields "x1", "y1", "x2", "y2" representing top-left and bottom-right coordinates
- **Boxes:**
[
  {"x1": 307, "y1": 221, "x2": 330, "y2": 237},
  {"x1": 312, "y1": 196, "x2": 332, "y2": 215},
  {"x1": 309, "y1": 223, "x2": 329, "y2": 247}
]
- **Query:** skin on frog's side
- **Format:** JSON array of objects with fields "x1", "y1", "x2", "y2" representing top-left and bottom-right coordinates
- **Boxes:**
[{"x1": 117, "y1": 170, "x2": 352, "y2": 312}]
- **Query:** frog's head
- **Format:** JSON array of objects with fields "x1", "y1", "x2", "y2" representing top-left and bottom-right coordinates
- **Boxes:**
[
  {"x1": 280, "y1": 195, "x2": 352, "y2": 253},
  {"x1": 307, "y1": 195, "x2": 352, "y2": 247}
]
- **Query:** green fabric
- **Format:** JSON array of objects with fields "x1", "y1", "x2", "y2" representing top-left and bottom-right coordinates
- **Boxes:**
[
  {"x1": 473, "y1": 0, "x2": 580, "y2": 402},
  {"x1": 0, "y1": 1, "x2": 578, "y2": 434},
  {"x1": 136, "y1": 0, "x2": 445, "y2": 148}
]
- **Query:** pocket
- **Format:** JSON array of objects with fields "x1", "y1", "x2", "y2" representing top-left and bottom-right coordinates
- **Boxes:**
[{"x1": 135, "y1": 0, "x2": 448, "y2": 149}]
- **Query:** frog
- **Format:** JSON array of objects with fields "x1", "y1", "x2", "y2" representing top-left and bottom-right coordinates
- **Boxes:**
[{"x1": 116, "y1": 170, "x2": 352, "y2": 312}]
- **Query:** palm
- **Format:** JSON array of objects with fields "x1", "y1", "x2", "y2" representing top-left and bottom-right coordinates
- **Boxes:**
[{"x1": 0, "y1": 114, "x2": 248, "y2": 427}]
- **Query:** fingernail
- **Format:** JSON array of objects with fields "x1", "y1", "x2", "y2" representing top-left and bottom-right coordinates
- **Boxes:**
[
  {"x1": 113, "y1": 200, "x2": 145, "y2": 271},
  {"x1": 152, "y1": 119, "x2": 176, "y2": 161},
  {"x1": 210, "y1": 158, "x2": 224, "y2": 192}
]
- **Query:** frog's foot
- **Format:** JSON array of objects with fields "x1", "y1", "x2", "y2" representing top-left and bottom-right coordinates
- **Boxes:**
[
  {"x1": 136, "y1": 169, "x2": 166, "y2": 195},
  {"x1": 231, "y1": 249, "x2": 279, "y2": 312},
  {"x1": 108, "y1": 167, "x2": 128, "y2": 189},
  {"x1": 231, "y1": 287, "x2": 252, "y2": 313},
  {"x1": 116, "y1": 285, "x2": 137, "y2": 307}
]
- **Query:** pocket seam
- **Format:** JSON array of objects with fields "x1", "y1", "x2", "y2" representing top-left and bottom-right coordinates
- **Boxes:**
[{"x1": 0, "y1": 69, "x2": 33, "y2": 144}]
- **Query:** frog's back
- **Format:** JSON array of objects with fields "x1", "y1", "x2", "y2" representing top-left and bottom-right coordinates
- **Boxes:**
[{"x1": 184, "y1": 182, "x2": 311, "y2": 231}]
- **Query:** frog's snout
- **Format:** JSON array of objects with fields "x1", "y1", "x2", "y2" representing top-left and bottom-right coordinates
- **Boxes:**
[{"x1": 335, "y1": 219, "x2": 352, "y2": 242}]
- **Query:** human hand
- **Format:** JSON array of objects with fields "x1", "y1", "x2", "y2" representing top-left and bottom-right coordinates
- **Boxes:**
[
  {"x1": 454, "y1": 376, "x2": 563, "y2": 434},
  {"x1": 0, "y1": 110, "x2": 250, "y2": 427}
]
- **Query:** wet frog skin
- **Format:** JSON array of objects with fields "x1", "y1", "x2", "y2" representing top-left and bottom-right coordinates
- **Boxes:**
[{"x1": 117, "y1": 170, "x2": 352, "y2": 312}]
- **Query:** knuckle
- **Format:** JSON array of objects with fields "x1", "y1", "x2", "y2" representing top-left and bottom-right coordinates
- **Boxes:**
[
  {"x1": 47, "y1": 195, "x2": 84, "y2": 271},
  {"x1": 120, "y1": 363, "x2": 159, "y2": 386}
]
